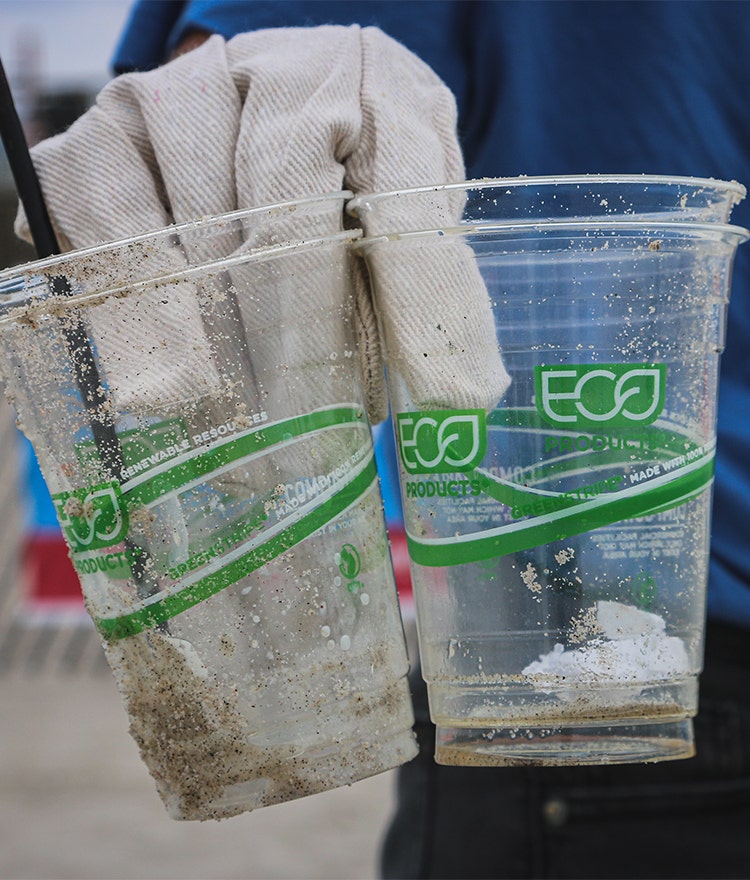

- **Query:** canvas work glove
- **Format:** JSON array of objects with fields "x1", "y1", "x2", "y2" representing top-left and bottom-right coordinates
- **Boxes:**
[{"x1": 15, "y1": 25, "x2": 510, "y2": 424}]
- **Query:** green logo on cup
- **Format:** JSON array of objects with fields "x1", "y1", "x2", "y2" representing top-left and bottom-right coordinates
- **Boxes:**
[
  {"x1": 338, "y1": 543, "x2": 362, "y2": 580},
  {"x1": 52, "y1": 481, "x2": 130, "y2": 554},
  {"x1": 535, "y1": 364, "x2": 666, "y2": 429},
  {"x1": 397, "y1": 409, "x2": 487, "y2": 474}
]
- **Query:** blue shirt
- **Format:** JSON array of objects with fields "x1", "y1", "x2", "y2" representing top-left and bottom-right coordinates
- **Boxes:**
[{"x1": 114, "y1": 0, "x2": 750, "y2": 627}]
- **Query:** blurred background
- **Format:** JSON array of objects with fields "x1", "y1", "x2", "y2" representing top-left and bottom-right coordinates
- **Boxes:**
[{"x1": 0, "y1": 3, "x2": 397, "y2": 877}]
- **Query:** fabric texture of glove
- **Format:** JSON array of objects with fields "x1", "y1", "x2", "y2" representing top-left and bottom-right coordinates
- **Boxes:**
[{"x1": 16, "y1": 25, "x2": 509, "y2": 422}]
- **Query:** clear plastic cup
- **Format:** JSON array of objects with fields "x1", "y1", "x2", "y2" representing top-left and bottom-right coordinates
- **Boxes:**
[
  {"x1": 0, "y1": 193, "x2": 416, "y2": 819},
  {"x1": 351, "y1": 175, "x2": 748, "y2": 766}
]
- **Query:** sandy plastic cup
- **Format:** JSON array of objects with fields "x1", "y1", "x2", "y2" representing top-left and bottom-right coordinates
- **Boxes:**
[
  {"x1": 0, "y1": 193, "x2": 416, "y2": 819},
  {"x1": 351, "y1": 175, "x2": 748, "y2": 766}
]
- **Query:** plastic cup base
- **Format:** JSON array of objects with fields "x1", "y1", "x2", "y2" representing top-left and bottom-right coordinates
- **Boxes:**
[
  {"x1": 156, "y1": 673, "x2": 419, "y2": 821},
  {"x1": 167, "y1": 725, "x2": 418, "y2": 821},
  {"x1": 434, "y1": 717, "x2": 695, "y2": 767}
]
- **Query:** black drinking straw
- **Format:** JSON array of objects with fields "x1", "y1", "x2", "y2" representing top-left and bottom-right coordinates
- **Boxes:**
[{"x1": 0, "y1": 59, "x2": 153, "y2": 597}]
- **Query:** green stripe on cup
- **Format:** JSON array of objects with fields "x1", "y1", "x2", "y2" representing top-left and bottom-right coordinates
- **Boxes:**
[
  {"x1": 123, "y1": 405, "x2": 366, "y2": 507},
  {"x1": 96, "y1": 453, "x2": 378, "y2": 641},
  {"x1": 406, "y1": 446, "x2": 714, "y2": 567},
  {"x1": 486, "y1": 408, "x2": 699, "y2": 486}
]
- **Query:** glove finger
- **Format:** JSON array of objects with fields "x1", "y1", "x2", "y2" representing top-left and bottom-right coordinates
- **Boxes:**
[
  {"x1": 351, "y1": 256, "x2": 388, "y2": 424},
  {"x1": 97, "y1": 35, "x2": 240, "y2": 228},
  {"x1": 227, "y1": 28, "x2": 359, "y2": 210},
  {"x1": 224, "y1": 27, "x2": 372, "y2": 438},
  {"x1": 12, "y1": 43, "x2": 243, "y2": 413},
  {"x1": 345, "y1": 28, "x2": 509, "y2": 412},
  {"x1": 363, "y1": 233, "x2": 510, "y2": 412}
]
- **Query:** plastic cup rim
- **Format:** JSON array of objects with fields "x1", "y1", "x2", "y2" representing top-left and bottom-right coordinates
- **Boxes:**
[
  {"x1": 351, "y1": 217, "x2": 750, "y2": 249},
  {"x1": 0, "y1": 190, "x2": 355, "y2": 284},
  {"x1": 346, "y1": 174, "x2": 747, "y2": 213},
  {"x1": 0, "y1": 227, "x2": 361, "y2": 325}
]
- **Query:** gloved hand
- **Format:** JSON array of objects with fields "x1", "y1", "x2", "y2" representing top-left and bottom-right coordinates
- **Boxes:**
[{"x1": 15, "y1": 25, "x2": 509, "y2": 424}]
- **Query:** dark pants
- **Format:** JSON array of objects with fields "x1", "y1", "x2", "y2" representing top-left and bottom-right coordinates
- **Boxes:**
[{"x1": 381, "y1": 620, "x2": 750, "y2": 880}]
